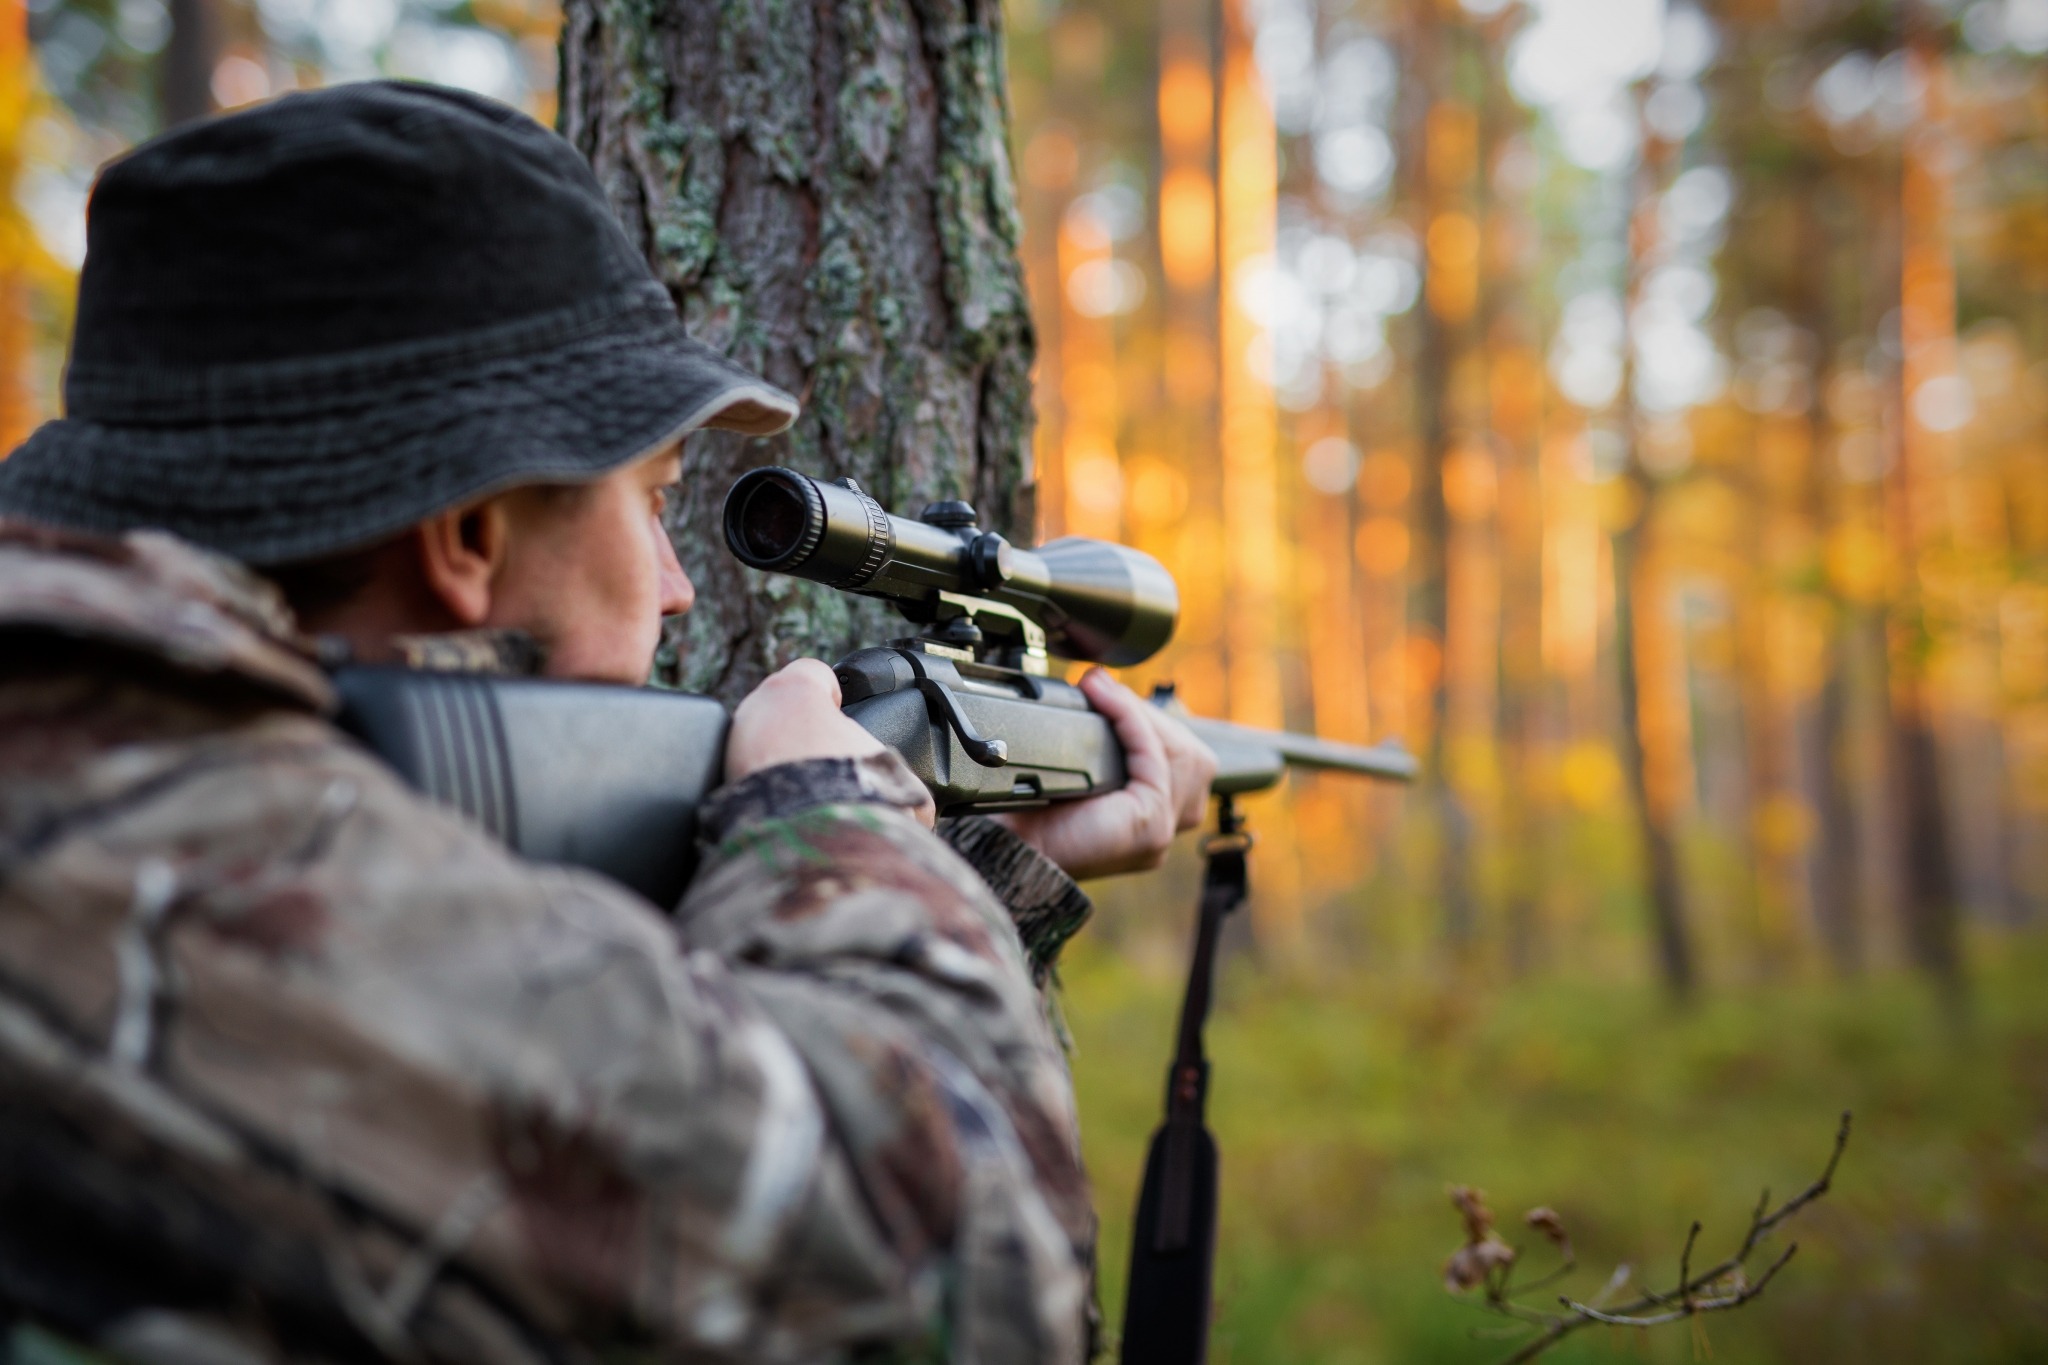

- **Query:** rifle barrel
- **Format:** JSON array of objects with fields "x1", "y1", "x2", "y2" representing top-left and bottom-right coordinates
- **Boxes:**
[{"x1": 1179, "y1": 715, "x2": 1419, "y2": 794}]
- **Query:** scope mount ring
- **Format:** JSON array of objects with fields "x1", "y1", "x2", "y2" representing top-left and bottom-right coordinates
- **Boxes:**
[{"x1": 932, "y1": 591, "x2": 1050, "y2": 675}]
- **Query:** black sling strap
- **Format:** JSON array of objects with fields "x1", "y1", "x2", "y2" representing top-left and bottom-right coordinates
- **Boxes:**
[{"x1": 1119, "y1": 796, "x2": 1249, "y2": 1365}]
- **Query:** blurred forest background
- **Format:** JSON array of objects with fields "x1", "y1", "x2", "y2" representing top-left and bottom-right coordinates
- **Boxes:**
[{"x1": 2, "y1": 0, "x2": 2046, "y2": 1359}]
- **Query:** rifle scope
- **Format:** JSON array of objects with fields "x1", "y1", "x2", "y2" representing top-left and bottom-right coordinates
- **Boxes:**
[{"x1": 724, "y1": 466, "x2": 1179, "y2": 666}]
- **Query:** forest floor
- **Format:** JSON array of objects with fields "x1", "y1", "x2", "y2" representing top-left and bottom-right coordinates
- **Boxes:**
[{"x1": 1064, "y1": 925, "x2": 2048, "y2": 1364}]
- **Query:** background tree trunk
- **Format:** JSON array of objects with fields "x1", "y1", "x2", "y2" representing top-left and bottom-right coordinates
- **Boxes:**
[
  {"x1": 560, "y1": 0, "x2": 1035, "y2": 702},
  {"x1": 1616, "y1": 94, "x2": 1697, "y2": 1000},
  {"x1": 1399, "y1": 0, "x2": 1477, "y2": 954},
  {"x1": 160, "y1": 0, "x2": 220, "y2": 128}
]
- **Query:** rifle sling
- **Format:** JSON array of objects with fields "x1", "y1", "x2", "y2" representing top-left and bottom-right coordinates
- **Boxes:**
[
  {"x1": 1120, "y1": 798, "x2": 1249, "y2": 1363},
  {"x1": 1154, "y1": 848, "x2": 1244, "y2": 1251}
]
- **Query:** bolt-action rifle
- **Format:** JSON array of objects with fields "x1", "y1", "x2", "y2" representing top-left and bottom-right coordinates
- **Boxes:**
[{"x1": 335, "y1": 465, "x2": 1416, "y2": 1365}]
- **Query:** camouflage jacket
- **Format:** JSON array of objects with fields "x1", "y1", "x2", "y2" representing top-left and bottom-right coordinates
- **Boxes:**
[{"x1": 0, "y1": 521, "x2": 1100, "y2": 1364}]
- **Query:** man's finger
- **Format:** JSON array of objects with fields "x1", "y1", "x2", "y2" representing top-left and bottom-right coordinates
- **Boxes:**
[
  {"x1": 769, "y1": 656, "x2": 844, "y2": 705},
  {"x1": 1144, "y1": 705, "x2": 1214, "y2": 830},
  {"x1": 1080, "y1": 669, "x2": 1176, "y2": 846},
  {"x1": 1080, "y1": 669, "x2": 1169, "y2": 792}
]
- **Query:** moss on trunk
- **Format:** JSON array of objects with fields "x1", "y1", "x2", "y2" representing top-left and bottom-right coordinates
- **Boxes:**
[{"x1": 561, "y1": 0, "x2": 1036, "y2": 701}]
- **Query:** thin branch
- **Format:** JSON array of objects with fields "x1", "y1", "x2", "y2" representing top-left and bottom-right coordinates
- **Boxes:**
[
  {"x1": 1560, "y1": 1243, "x2": 1799, "y2": 1327},
  {"x1": 1452, "y1": 1112, "x2": 1849, "y2": 1365},
  {"x1": 1507, "y1": 1254, "x2": 1579, "y2": 1299}
]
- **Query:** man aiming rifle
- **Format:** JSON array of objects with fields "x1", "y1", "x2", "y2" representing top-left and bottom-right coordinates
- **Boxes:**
[{"x1": 0, "y1": 84, "x2": 1405, "y2": 1364}]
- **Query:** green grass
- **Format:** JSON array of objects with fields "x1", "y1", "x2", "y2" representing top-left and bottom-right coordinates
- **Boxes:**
[{"x1": 1062, "y1": 929, "x2": 2048, "y2": 1364}]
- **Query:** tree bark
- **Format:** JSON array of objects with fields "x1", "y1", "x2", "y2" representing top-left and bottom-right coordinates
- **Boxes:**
[
  {"x1": 1884, "y1": 7, "x2": 1966, "y2": 1001},
  {"x1": 1794, "y1": 177, "x2": 1865, "y2": 976},
  {"x1": 560, "y1": 0, "x2": 1036, "y2": 701},
  {"x1": 1399, "y1": 0, "x2": 1478, "y2": 953},
  {"x1": 1616, "y1": 98, "x2": 1697, "y2": 1000},
  {"x1": 1612, "y1": 487, "x2": 1696, "y2": 999},
  {"x1": 160, "y1": 0, "x2": 220, "y2": 128}
]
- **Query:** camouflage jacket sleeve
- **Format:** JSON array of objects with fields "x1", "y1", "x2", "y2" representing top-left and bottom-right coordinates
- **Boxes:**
[{"x1": 0, "y1": 687, "x2": 1093, "y2": 1364}]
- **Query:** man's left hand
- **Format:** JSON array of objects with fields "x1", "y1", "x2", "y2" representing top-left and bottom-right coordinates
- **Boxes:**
[{"x1": 992, "y1": 669, "x2": 1217, "y2": 881}]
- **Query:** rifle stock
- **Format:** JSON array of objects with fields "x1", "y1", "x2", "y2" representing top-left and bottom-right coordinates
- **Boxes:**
[{"x1": 335, "y1": 661, "x2": 1415, "y2": 906}]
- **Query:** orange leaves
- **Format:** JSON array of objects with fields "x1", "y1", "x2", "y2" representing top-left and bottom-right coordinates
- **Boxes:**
[
  {"x1": 1355, "y1": 516, "x2": 1410, "y2": 576},
  {"x1": 1158, "y1": 55, "x2": 1212, "y2": 160},
  {"x1": 1159, "y1": 169, "x2": 1216, "y2": 290},
  {"x1": 1444, "y1": 443, "x2": 1499, "y2": 523}
]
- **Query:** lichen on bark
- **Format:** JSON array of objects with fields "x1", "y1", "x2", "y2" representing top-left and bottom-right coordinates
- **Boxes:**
[{"x1": 561, "y1": 0, "x2": 1036, "y2": 702}]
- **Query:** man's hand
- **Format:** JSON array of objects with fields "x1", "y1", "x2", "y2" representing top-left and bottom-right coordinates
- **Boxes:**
[
  {"x1": 725, "y1": 659, "x2": 936, "y2": 827},
  {"x1": 993, "y1": 669, "x2": 1217, "y2": 881}
]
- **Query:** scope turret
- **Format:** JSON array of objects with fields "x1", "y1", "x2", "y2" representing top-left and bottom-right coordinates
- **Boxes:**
[{"x1": 723, "y1": 466, "x2": 1179, "y2": 667}]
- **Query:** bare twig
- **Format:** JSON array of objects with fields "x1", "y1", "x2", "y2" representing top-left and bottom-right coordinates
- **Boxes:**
[{"x1": 1443, "y1": 1111, "x2": 1850, "y2": 1365}]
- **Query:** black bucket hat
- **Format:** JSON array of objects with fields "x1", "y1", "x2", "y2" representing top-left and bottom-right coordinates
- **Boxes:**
[{"x1": 0, "y1": 81, "x2": 797, "y2": 565}]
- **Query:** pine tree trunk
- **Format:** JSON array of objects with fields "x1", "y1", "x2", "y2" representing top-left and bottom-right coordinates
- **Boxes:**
[
  {"x1": 560, "y1": 0, "x2": 1036, "y2": 702},
  {"x1": 1400, "y1": 0, "x2": 1477, "y2": 953},
  {"x1": 160, "y1": 0, "x2": 220, "y2": 128},
  {"x1": 1616, "y1": 107, "x2": 1697, "y2": 1000}
]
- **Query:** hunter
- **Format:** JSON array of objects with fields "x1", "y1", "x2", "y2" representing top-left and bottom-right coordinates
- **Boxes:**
[{"x1": 0, "y1": 83, "x2": 1213, "y2": 1363}]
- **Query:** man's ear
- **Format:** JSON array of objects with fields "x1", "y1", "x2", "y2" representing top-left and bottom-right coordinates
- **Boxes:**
[{"x1": 414, "y1": 497, "x2": 511, "y2": 627}]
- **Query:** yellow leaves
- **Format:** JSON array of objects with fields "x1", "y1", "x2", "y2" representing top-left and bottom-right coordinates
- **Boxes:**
[
  {"x1": 2001, "y1": 583, "x2": 2048, "y2": 699},
  {"x1": 1447, "y1": 736, "x2": 1503, "y2": 801},
  {"x1": 1687, "y1": 403, "x2": 1750, "y2": 471},
  {"x1": 1126, "y1": 457, "x2": 1188, "y2": 528},
  {"x1": 1932, "y1": 641, "x2": 2003, "y2": 718},
  {"x1": 1763, "y1": 595, "x2": 1829, "y2": 702},
  {"x1": 1665, "y1": 477, "x2": 1744, "y2": 550},
  {"x1": 1993, "y1": 198, "x2": 2048, "y2": 281},
  {"x1": 1559, "y1": 743, "x2": 1623, "y2": 812},
  {"x1": 469, "y1": 0, "x2": 559, "y2": 34},
  {"x1": 1755, "y1": 416, "x2": 1812, "y2": 499},
  {"x1": 1826, "y1": 523, "x2": 1890, "y2": 603},
  {"x1": 1752, "y1": 794, "x2": 1815, "y2": 858},
  {"x1": 1597, "y1": 478, "x2": 1644, "y2": 533},
  {"x1": 1427, "y1": 212, "x2": 1480, "y2": 323}
]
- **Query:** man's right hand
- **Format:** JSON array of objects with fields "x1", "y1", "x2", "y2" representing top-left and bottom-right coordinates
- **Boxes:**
[{"x1": 724, "y1": 659, "x2": 937, "y2": 826}]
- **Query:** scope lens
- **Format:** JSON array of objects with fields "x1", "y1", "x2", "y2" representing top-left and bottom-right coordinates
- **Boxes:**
[{"x1": 735, "y1": 476, "x2": 809, "y2": 563}]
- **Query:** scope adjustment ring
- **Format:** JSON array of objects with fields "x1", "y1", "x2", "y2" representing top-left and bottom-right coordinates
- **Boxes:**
[{"x1": 831, "y1": 478, "x2": 897, "y2": 589}]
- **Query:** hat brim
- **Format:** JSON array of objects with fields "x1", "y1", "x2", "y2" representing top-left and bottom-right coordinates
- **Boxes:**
[{"x1": 0, "y1": 308, "x2": 799, "y2": 566}]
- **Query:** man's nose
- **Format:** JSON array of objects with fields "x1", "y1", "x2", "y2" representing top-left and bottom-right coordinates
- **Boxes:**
[{"x1": 651, "y1": 514, "x2": 695, "y2": 615}]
